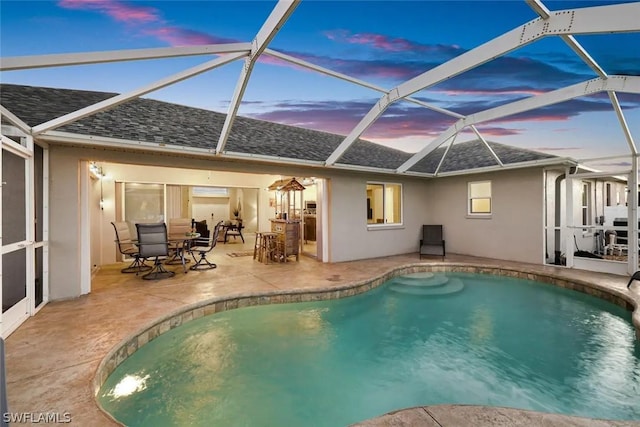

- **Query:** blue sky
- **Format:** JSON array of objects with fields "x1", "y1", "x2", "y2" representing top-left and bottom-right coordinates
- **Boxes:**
[{"x1": 1, "y1": 0, "x2": 639, "y2": 164}]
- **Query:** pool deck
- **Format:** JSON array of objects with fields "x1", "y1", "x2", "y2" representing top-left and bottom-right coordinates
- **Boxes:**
[{"x1": 4, "y1": 241, "x2": 640, "y2": 427}]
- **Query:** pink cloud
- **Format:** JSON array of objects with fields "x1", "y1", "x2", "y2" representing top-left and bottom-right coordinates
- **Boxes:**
[
  {"x1": 324, "y1": 30, "x2": 462, "y2": 55},
  {"x1": 57, "y1": 0, "x2": 243, "y2": 48},
  {"x1": 58, "y1": 0, "x2": 160, "y2": 24},
  {"x1": 529, "y1": 146, "x2": 582, "y2": 151},
  {"x1": 436, "y1": 88, "x2": 545, "y2": 97},
  {"x1": 343, "y1": 32, "x2": 413, "y2": 52},
  {"x1": 468, "y1": 126, "x2": 522, "y2": 137},
  {"x1": 144, "y1": 27, "x2": 237, "y2": 47}
]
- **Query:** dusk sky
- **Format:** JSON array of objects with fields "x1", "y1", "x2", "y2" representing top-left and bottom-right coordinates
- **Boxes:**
[{"x1": 1, "y1": 0, "x2": 639, "y2": 168}]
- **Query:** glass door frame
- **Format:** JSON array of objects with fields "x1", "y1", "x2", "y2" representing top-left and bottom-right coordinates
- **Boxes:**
[{"x1": 1, "y1": 128, "x2": 48, "y2": 338}]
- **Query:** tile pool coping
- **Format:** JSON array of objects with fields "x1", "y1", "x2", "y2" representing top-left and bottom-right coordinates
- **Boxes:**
[{"x1": 92, "y1": 262, "x2": 640, "y2": 424}]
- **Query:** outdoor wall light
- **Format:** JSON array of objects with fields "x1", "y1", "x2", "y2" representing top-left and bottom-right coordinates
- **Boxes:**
[{"x1": 89, "y1": 162, "x2": 104, "y2": 179}]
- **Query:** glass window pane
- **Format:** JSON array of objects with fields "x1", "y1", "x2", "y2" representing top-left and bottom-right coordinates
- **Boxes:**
[
  {"x1": 471, "y1": 198, "x2": 491, "y2": 214},
  {"x1": 470, "y1": 181, "x2": 491, "y2": 198},
  {"x1": 2, "y1": 249, "x2": 26, "y2": 313},
  {"x1": 35, "y1": 246, "x2": 44, "y2": 307},
  {"x1": 384, "y1": 184, "x2": 402, "y2": 224},
  {"x1": 2, "y1": 149, "x2": 26, "y2": 244},
  {"x1": 124, "y1": 183, "x2": 164, "y2": 224},
  {"x1": 366, "y1": 184, "x2": 384, "y2": 224}
]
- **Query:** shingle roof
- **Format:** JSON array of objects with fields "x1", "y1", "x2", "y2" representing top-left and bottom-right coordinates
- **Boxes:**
[
  {"x1": 0, "y1": 84, "x2": 560, "y2": 173},
  {"x1": 409, "y1": 139, "x2": 557, "y2": 174}
]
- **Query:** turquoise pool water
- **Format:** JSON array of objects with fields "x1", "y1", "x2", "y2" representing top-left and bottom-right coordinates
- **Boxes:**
[{"x1": 98, "y1": 273, "x2": 640, "y2": 426}]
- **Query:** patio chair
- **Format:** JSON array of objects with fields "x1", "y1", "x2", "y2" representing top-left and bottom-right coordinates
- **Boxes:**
[
  {"x1": 420, "y1": 225, "x2": 445, "y2": 260},
  {"x1": 111, "y1": 221, "x2": 151, "y2": 273},
  {"x1": 193, "y1": 219, "x2": 210, "y2": 239},
  {"x1": 167, "y1": 217, "x2": 193, "y2": 265},
  {"x1": 135, "y1": 223, "x2": 175, "y2": 280},
  {"x1": 627, "y1": 271, "x2": 640, "y2": 289},
  {"x1": 224, "y1": 219, "x2": 245, "y2": 243},
  {"x1": 189, "y1": 221, "x2": 224, "y2": 270}
]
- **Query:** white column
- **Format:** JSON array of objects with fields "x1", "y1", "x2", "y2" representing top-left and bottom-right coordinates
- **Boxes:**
[
  {"x1": 79, "y1": 160, "x2": 91, "y2": 295},
  {"x1": 629, "y1": 157, "x2": 639, "y2": 274},
  {"x1": 565, "y1": 168, "x2": 574, "y2": 268}
]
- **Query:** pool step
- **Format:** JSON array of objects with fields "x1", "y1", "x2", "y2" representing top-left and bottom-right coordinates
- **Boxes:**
[
  {"x1": 389, "y1": 277, "x2": 464, "y2": 296},
  {"x1": 392, "y1": 273, "x2": 449, "y2": 288}
]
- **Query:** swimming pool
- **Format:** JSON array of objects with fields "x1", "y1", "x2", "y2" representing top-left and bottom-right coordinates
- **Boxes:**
[{"x1": 98, "y1": 272, "x2": 640, "y2": 426}]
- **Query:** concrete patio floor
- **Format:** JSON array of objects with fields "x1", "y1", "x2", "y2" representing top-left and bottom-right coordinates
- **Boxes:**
[{"x1": 4, "y1": 239, "x2": 640, "y2": 426}]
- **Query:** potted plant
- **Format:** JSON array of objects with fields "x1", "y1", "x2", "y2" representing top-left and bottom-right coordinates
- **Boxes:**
[{"x1": 232, "y1": 208, "x2": 240, "y2": 219}]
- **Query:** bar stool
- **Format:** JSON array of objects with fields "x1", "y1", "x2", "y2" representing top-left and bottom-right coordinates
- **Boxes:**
[
  {"x1": 253, "y1": 232, "x2": 263, "y2": 260},
  {"x1": 260, "y1": 232, "x2": 279, "y2": 264}
]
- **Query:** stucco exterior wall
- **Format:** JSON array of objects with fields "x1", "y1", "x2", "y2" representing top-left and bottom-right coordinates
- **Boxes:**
[
  {"x1": 425, "y1": 168, "x2": 545, "y2": 264},
  {"x1": 328, "y1": 175, "x2": 431, "y2": 262},
  {"x1": 49, "y1": 148, "x2": 83, "y2": 300}
]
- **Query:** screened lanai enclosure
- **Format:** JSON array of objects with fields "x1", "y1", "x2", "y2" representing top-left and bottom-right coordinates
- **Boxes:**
[
  {"x1": 1, "y1": 0, "x2": 639, "y2": 336},
  {"x1": 545, "y1": 167, "x2": 638, "y2": 275}
]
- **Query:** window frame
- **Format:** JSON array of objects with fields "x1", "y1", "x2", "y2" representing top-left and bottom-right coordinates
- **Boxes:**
[
  {"x1": 468, "y1": 180, "x2": 492, "y2": 217},
  {"x1": 366, "y1": 181, "x2": 403, "y2": 228}
]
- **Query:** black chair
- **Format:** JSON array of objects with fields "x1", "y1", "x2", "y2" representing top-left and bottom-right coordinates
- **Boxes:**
[
  {"x1": 111, "y1": 221, "x2": 151, "y2": 273},
  {"x1": 420, "y1": 225, "x2": 445, "y2": 260},
  {"x1": 189, "y1": 221, "x2": 224, "y2": 270},
  {"x1": 224, "y1": 220, "x2": 245, "y2": 243},
  {"x1": 627, "y1": 271, "x2": 640, "y2": 289},
  {"x1": 135, "y1": 223, "x2": 175, "y2": 280},
  {"x1": 192, "y1": 219, "x2": 210, "y2": 239}
]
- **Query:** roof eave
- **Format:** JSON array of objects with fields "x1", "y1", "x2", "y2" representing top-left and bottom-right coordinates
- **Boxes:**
[{"x1": 38, "y1": 130, "x2": 217, "y2": 156}]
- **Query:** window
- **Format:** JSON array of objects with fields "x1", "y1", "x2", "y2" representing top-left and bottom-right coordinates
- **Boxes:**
[
  {"x1": 366, "y1": 182, "x2": 402, "y2": 225},
  {"x1": 468, "y1": 181, "x2": 491, "y2": 215},
  {"x1": 124, "y1": 183, "x2": 165, "y2": 224},
  {"x1": 192, "y1": 186, "x2": 228, "y2": 197},
  {"x1": 606, "y1": 183, "x2": 611, "y2": 207}
]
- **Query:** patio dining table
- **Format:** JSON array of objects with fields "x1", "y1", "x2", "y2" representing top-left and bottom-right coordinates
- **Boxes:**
[
  {"x1": 132, "y1": 232, "x2": 200, "y2": 275},
  {"x1": 167, "y1": 232, "x2": 200, "y2": 273}
]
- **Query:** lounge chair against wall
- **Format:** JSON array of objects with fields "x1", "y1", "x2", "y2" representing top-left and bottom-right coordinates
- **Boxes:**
[
  {"x1": 111, "y1": 221, "x2": 151, "y2": 273},
  {"x1": 136, "y1": 223, "x2": 175, "y2": 280},
  {"x1": 420, "y1": 225, "x2": 445, "y2": 260},
  {"x1": 189, "y1": 221, "x2": 224, "y2": 270}
]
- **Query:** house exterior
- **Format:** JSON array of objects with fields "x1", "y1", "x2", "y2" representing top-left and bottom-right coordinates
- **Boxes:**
[{"x1": 0, "y1": 83, "x2": 617, "y2": 337}]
